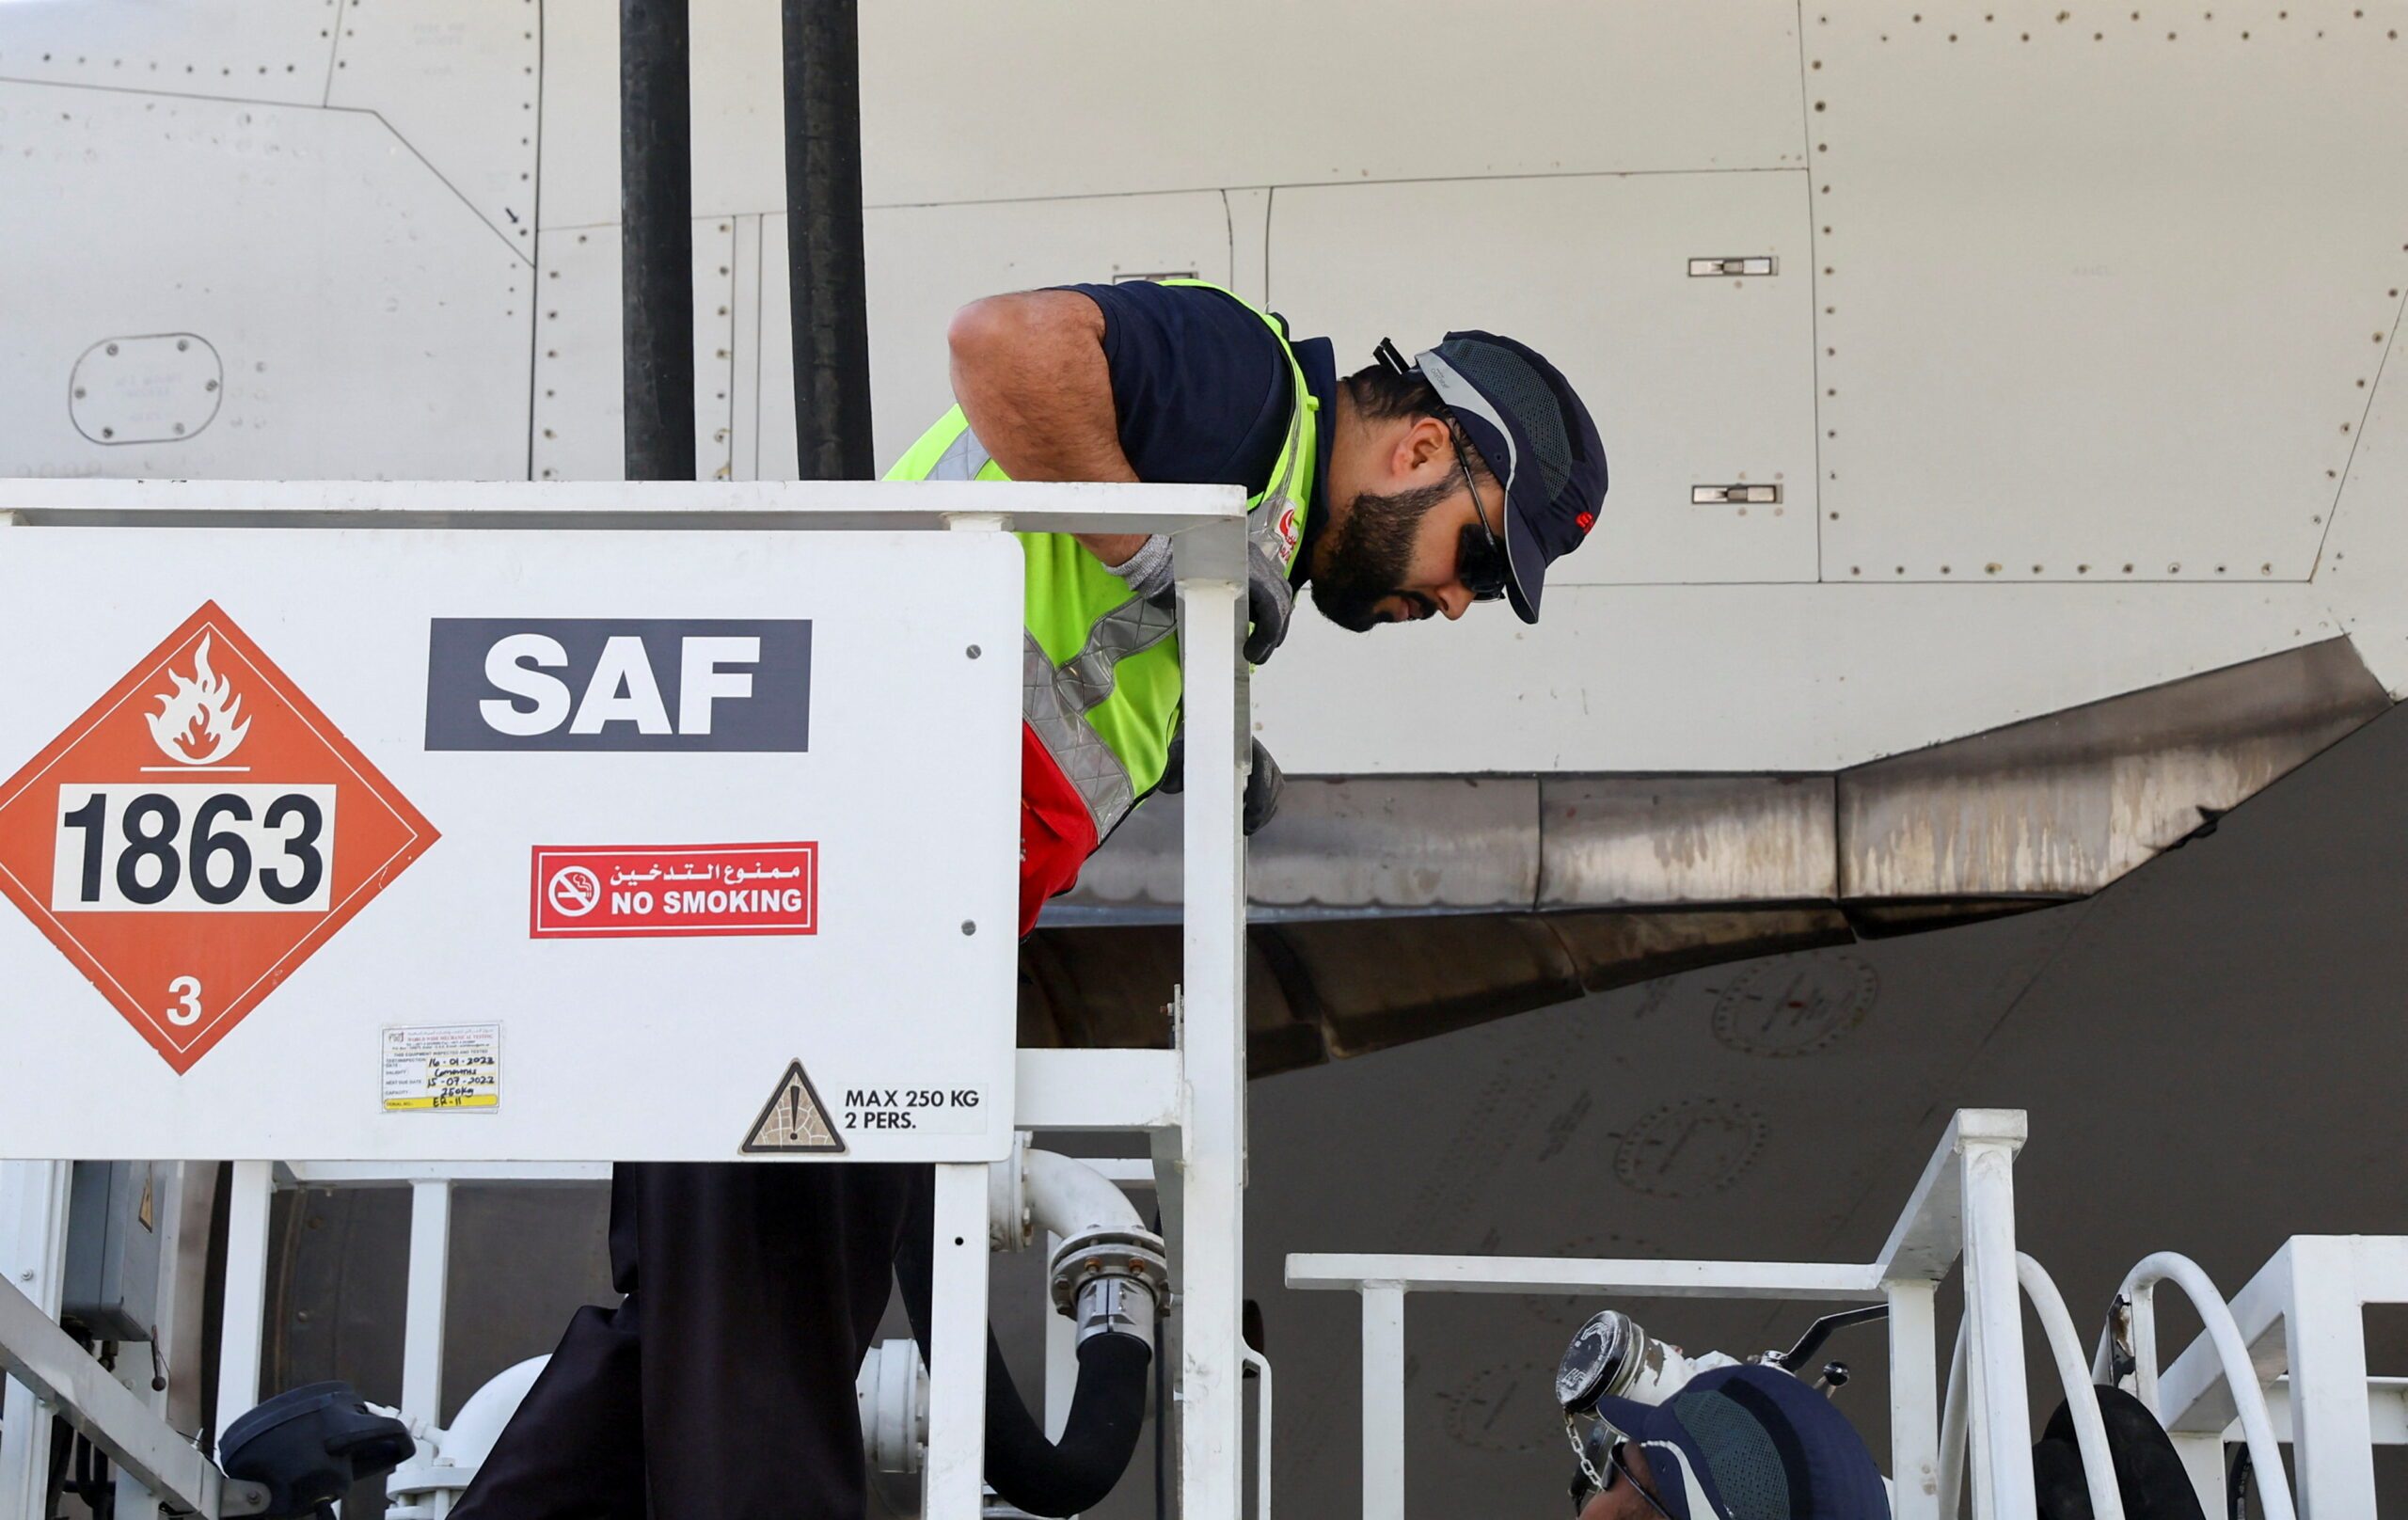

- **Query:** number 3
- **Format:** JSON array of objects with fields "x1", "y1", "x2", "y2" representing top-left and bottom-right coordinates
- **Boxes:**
[{"x1": 166, "y1": 975, "x2": 203, "y2": 1027}]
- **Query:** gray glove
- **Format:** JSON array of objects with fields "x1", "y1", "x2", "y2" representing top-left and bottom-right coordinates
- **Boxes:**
[
  {"x1": 1117, "y1": 533, "x2": 1292, "y2": 666},
  {"x1": 1244, "y1": 539, "x2": 1296, "y2": 666},
  {"x1": 1158, "y1": 732, "x2": 1284, "y2": 836}
]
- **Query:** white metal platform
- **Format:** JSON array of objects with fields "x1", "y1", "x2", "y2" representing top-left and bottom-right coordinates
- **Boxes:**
[{"x1": 0, "y1": 478, "x2": 1257, "y2": 1520}]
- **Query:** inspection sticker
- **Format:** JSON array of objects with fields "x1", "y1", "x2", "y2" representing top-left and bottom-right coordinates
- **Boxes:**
[
  {"x1": 530, "y1": 842, "x2": 816, "y2": 939},
  {"x1": 381, "y1": 1021, "x2": 499, "y2": 1112}
]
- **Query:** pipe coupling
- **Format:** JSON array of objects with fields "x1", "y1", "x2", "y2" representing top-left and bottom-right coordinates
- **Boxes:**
[{"x1": 1048, "y1": 1228, "x2": 1169, "y2": 1349}]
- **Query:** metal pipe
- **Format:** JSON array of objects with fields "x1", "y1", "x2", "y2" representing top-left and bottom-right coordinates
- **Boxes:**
[
  {"x1": 2017, "y1": 1254, "x2": 2127, "y2": 1520},
  {"x1": 1023, "y1": 1148, "x2": 1146, "y2": 1243},
  {"x1": 1939, "y1": 1318, "x2": 1968, "y2": 1520},
  {"x1": 621, "y1": 0, "x2": 695, "y2": 482},
  {"x1": 1025, "y1": 1148, "x2": 1165, "y2": 1354},
  {"x1": 2110, "y1": 1253, "x2": 2297, "y2": 1520},
  {"x1": 432, "y1": 1357, "x2": 550, "y2": 1474},
  {"x1": 780, "y1": 0, "x2": 874, "y2": 481}
]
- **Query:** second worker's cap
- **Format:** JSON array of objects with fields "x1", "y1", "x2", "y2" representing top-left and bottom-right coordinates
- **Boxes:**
[{"x1": 1586, "y1": 1365, "x2": 1892, "y2": 1519}]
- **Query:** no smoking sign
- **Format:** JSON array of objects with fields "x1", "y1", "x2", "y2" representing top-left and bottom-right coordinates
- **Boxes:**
[
  {"x1": 529, "y1": 842, "x2": 816, "y2": 938},
  {"x1": 0, "y1": 601, "x2": 437, "y2": 1072}
]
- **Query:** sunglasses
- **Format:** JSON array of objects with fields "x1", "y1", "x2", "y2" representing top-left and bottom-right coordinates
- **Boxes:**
[
  {"x1": 1451, "y1": 435, "x2": 1511, "y2": 604},
  {"x1": 1566, "y1": 1419, "x2": 1672, "y2": 1519}
]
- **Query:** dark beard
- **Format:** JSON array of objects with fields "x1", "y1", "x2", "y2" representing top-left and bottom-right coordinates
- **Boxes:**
[{"x1": 1307, "y1": 479, "x2": 1453, "y2": 632}]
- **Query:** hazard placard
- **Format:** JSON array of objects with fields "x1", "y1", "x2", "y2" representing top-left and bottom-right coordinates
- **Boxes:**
[
  {"x1": 0, "y1": 513, "x2": 1022, "y2": 1164},
  {"x1": 0, "y1": 602, "x2": 436, "y2": 1072}
]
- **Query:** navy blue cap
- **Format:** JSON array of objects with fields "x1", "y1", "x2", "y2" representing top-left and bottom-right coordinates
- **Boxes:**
[
  {"x1": 1590, "y1": 1366, "x2": 1891, "y2": 1520},
  {"x1": 1414, "y1": 331, "x2": 1607, "y2": 625}
]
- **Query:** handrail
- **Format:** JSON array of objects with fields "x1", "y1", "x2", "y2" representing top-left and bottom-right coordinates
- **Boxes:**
[
  {"x1": 1939, "y1": 1319, "x2": 1968, "y2": 1520},
  {"x1": 1285, "y1": 1254, "x2": 1884, "y2": 1301},
  {"x1": 1244, "y1": 1348, "x2": 1274, "y2": 1520}
]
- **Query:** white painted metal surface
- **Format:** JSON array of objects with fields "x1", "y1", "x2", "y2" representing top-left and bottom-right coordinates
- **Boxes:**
[
  {"x1": 325, "y1": 0, "x2": 542, "y2": 260},
  {"x1": 2141, "y1": 1237, "x2": 2408, "y2": 1519},
  {"x1": 0, "y1": 1162, "x2": 72, "y2": 1518},
  {"x1": 0, "y1": 500, "x2": 1022, "y2": 1164},
  {"x1": 523, "y1": 1, "x2": 1809, "y2": 229},
  {"x1": 1814, "y1": 1, "x2": 2408, "y2": 585},
  {"x1": 0, "y1": 1267, "x2": 243, "y2": 1517},
  {"x1": 852, "y1": 0, "x2": 1809, "y2": 209},
  {"x1": 403, "y1": 1180, "x2": 453, "y2": 1423},
  {"x1": 0, "y1": 0, "x2": 335, "y2": 106},
  {"x1": 1886, "y1": 1279, "x2": 1941, "y2": 1520},
  {"x1": 1358, "y1": 1286, "x2": 1404, "y2": 1520},
  {"x1": 1268, "y1": 171, "x2": 1819, "y2": 587},
  {"x1": 214, "y1": 1160, "x2": 273, "y2": 1466},
  {"x1": 1954, "y1": 1127, "x2": 2033, "y2": 1520},
  {"x1": 1289, "y1": 1255, "x2": 1884, "y2": 1300},
  {"x1": 8, "y1": 0, "x2": 2405, "y2": 779},
  {"x1": 923, "y1": 1163, "x2": 993, "y2": 1520},
  {"x1": 2319, "y1": 276, "x2": 2408, "y2": 695},
  {"x1": 1174, "y1": 562, "x2": 1250, "y2": 1520},
  {"x1": 0, "y1": 82, "x2": 531, "y2": 482},
  {"x1": 1244, "y1": 1346, "x2": 1273, "y2": 1520},
  {"x1": 533, "y1": 219, "x2": 739, "y2": 482},
  {"x1": 1014, "y1": 1050, "x2": 1183, "y2": 1132},
  {"x1": 0, "y1": 480, "x2": 1253, "y2": 1520}
]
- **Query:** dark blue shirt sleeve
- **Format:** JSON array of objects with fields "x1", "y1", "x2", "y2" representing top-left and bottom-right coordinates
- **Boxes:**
[{"x1": 1054, "y1": 281, "x2": 1291, "y2": 498}]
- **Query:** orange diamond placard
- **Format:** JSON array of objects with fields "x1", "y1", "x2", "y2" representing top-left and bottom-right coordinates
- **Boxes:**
[{"x1": 0, "y1": 601, "x2": 436, "y2": 1072}]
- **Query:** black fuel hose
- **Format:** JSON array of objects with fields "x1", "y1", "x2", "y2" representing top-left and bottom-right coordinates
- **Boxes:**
[{"x1": 896, "y1": 1209, "x2": 1154, "y2": 1517}]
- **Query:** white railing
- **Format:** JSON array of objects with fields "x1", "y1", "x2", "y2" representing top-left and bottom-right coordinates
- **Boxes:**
[
  {"x1": 1289, "y1": 1108, "x2": 2032, "y2": 1520},
  {"x1": 0, "y1": 479, "x2": 1257, "y2": 1520},
  {"x1": 1293, "y1": 1109, "x2": 2408, "y2": 1520},
  {"x1": 2105, "y1": 1237, "x2": 2408, "y2": 1517}
]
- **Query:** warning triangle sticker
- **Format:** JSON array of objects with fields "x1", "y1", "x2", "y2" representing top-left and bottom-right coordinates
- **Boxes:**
[{"x1": 740, "y1": 1058, "x2": 846, "y2": 1155}]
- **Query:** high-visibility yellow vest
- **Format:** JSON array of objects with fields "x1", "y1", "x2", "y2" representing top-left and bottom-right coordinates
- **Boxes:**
[{"x1": 884, "y1": 280, "x2": 1318, "y2": 846}]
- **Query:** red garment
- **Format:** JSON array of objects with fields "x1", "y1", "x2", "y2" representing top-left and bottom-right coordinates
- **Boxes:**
[{"x1": 1019, "y1": 720, "x2": 1101, "y2": 937}]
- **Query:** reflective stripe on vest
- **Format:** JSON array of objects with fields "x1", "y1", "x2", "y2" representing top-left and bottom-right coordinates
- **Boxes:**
[
  {"x1": 930, "y1": 426, "x2": 995, "y2": 483},
  {"x1": 1245, "y1": 374, "x2": 1310, "y2": 578},
  {"x1": 931, "y1": 428, "x2": 1179, "y2": 837},
  {"x1": 1019, "y1": 596, "x2": 1180, "y2": 838}
]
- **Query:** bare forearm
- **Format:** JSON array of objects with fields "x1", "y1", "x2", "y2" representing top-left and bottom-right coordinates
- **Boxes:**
[{"x1": 948, "y1": 291, "x2": 1147, "y2": 566}]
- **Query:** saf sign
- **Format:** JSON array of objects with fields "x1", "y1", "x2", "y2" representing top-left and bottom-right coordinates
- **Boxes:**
[
  {"x1": 0, "y1": 602, "x2": 436, "y2": 1072},
  {"x1": 424, "y1": 618, "x2": 812, "y2": 751}
]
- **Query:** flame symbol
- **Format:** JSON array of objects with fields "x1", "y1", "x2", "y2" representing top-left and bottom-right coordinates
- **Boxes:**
[{"x1": 146, "y1": 634, "x2": 250, "y2": 766}]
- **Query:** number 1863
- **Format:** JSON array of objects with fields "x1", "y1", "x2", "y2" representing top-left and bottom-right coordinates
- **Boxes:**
[{"x1": 49, "y1": 784, "x2": 337, "y2": 912}]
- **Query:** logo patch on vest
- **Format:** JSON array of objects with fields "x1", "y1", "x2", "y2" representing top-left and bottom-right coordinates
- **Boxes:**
[{"x1": 1272, "y1": 502, "x2": 1303, "y2": 567}]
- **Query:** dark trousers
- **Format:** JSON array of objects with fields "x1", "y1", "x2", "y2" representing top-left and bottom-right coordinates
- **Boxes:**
[{"x1": 450, "y1": 1161, "x2": 928, "y2": 1520}]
